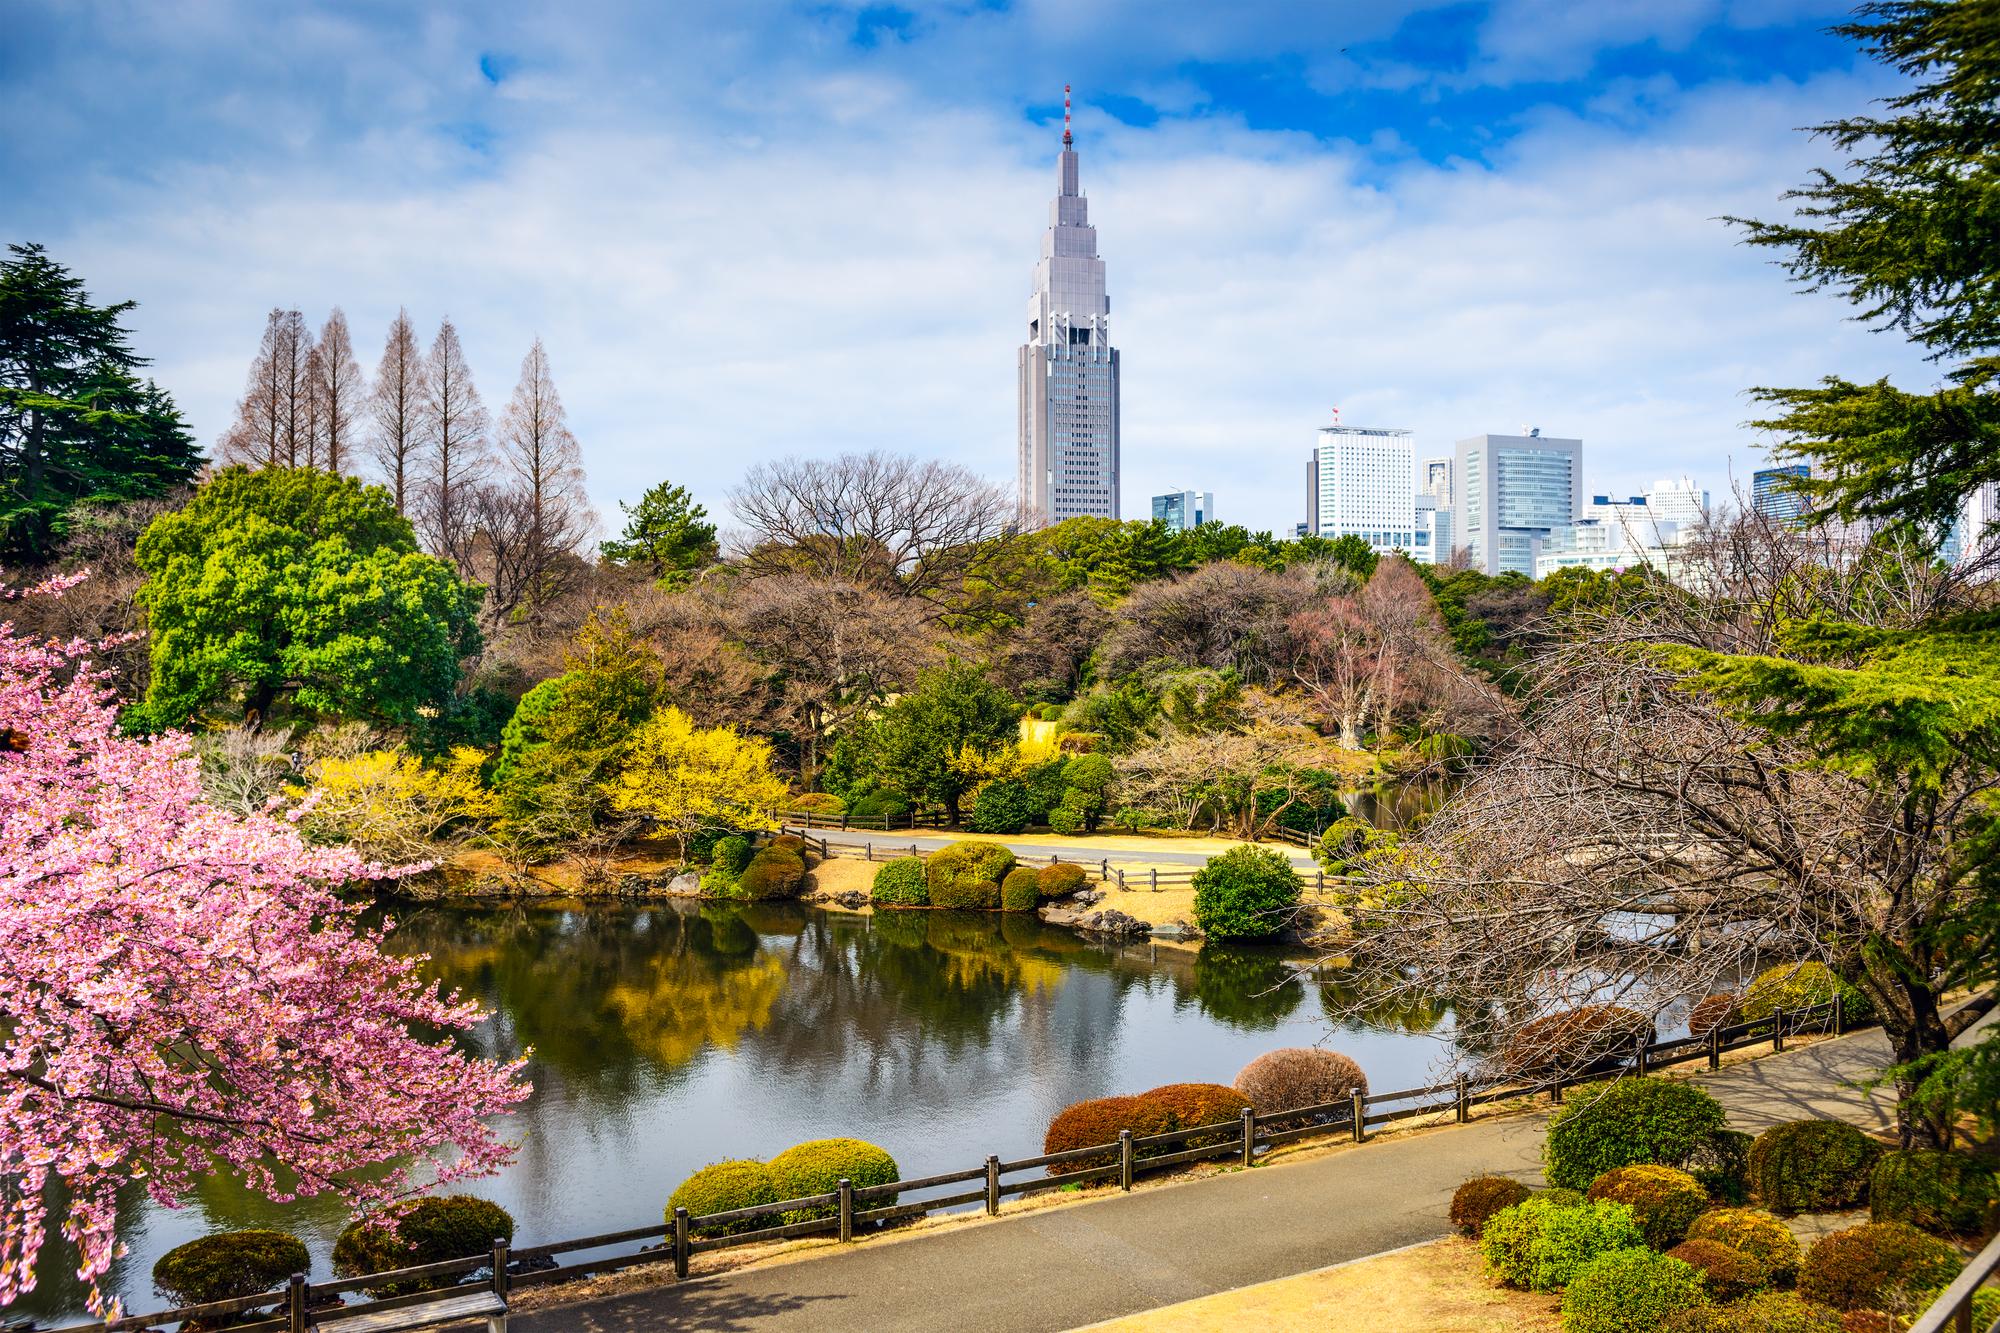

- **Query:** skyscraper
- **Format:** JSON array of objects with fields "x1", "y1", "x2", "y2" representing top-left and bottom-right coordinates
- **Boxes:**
[
  {"x1": 1455, "y1": 430, "x2": 1584, "y2": 575},
  {"x1": 1753, "y1": 464, "x2": 1811, "y2": 522},
  {"x1": 1018, "y1": 87, "x2": 1121, "y2": 528},
  {"x1": 1420, "y1": 457, "x2": 1453, "y2": 506},
  {"x1": 1308, "y1": 424, "x2": 1417, "y2": 556},
  {"x1": 1152, "y1": 490, "x2": 1213, "y2": 532}
]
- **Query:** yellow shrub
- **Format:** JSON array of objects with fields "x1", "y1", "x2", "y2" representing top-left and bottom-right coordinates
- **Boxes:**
[{"x1": 299, "y1": 747, "x2": 495, "y2": 862}]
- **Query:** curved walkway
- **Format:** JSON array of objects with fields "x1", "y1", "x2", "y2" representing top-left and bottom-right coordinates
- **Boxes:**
[{"x1": 516, "y1": 1027, "x2": 1910, "y2": 1333}]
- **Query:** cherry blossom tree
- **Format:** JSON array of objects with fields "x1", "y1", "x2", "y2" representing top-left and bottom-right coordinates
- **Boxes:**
[{"x1": 0, "y1": 576, "x2": 528, "y2": 1315}]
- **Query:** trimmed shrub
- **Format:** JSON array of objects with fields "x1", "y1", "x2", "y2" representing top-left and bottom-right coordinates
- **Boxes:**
[
  {"x1": 332, "y1": 1197, "x2": 516, "y2": 1296},
  {"x1": 1668, "y1": 1239, "x2": 1770, "y2": 1301},
  {"x1": 1797, "y1": 1222, "x2": 1961, "y2": 1312},
  {"x1": 1542, "y1": 1077, "x2": 1728, "y2": 1192},
  {"x1": 1191, "y1": 845, "x2": 1302, "y2": 941},
  {"x1": 1688, "y1": 1129, "x2": 1755, "y2": 1204},
  {"x1": 1000, "y1": 866, "x2": 1042, "y2": 912},
  {"x1": 668, "y1": 1159, "x2": 780, "y2": 1237},
  {"x1": 1740, "y1": 962, "x2": 1870, "y2": 1024},
  {"x1": 870, "y1": 857, "x2": 929, "y2": 906},
  {"x1": 1535, "y1": 1187, "x2": 1587, "y2": 1207},
  {"x1": 925, "y1": 840, "x2": 1015, "y2": 910},
  {"x1": 1232, "y1": 1047, "x2": 1368, "y2": 1117},
  {"x1": 1661, "y1": 1292, "x2": 1845, "y2": 1332},
  {"x1": 1686, "y1": 1208, "x2": 1804, "y2": 1285},
  {"x1": 766, "y1": 1138, "x2": 900, "y2": 1223},
  {"x1": 790, "y1": 791, "x2": 844, "y2": 814},
  {"x1": 1140, "y1": 1082, "x2": 1251, "y2": 1145},
  {"x1": 765, "y1": 833, "x2": 808, "y2": 855},
  {"x1": 153, "y1": 1230, "x2": 309, "y2": 1306},
  {"x1": 738, "y1": 847, "x2": 806, "y2": 900},
  {"x1": 969, "y1": 780, "x2": 1037, "y2": 835},
  {"x1": 1480, "y1": 1196, "x2": 1646, "y2": 1292},
  {"x1": 1689, "y1": 993, "x2": 1740, "y2": 1038},
  {"x1": 847, "y1": 790, "x2": 912, "y2": 824},
  {"x1": 1561, "y1": 1247, "x2": 1709, "y2": 1333},
  {"x1": 1037, "y1": 862, "x2": 1089, "y2": 899},
  {"x1": 1587, "y1": 1164, "x2": 1710, "y2": 1248},
  {"x1": 1500, "y1": 1005, "x2": 1655, "y2": 1077},
  {"x1": 1451, "y1": 1176, "x2": 1532, "y2": 1237},
  {"x1": 1868, "y1": 1149, "x2": 2000, "y2": 1236},
  {"x1": 1045, "y1": 797, "x2": 1086, "y2": 836},
  {"x1": 1749, "y1": 1120, "x2": 1883, "y2": 1214},
  {"x1": 1043, "y1": 1094, "x2": 1176, "y2": 1171}
]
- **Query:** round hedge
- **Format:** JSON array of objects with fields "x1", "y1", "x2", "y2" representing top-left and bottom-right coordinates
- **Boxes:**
[
  {"x1": 153, "y1": 1230, "x2": 309, "y2": 1306},
  {"x1": 1740, "y1": 962, "x2": 1869, "y2": 1024},
  {"x1": 1868, "y1": 1148, "x2": 1999, "y2": 1236},
  {"x1": 968, "y1": 780, "x2": 1037, "y2": 835},
  {"x1": 1660, "y1": 1292, "x2": 1845, "y2": 1332},
  {"x1": 1500, "y1": 1005, "x2": 1655, "y2": 1077},
  {"x1": 668, "y1": 1159, "x2": 780, "y2": 1237},
  {"x1": 1042, "y1": 1094, "x2": 1176, "y2": 1171},
  {"x1": 1232, "y1": 1047, "x2": 1368, "y2": 1117},
  {"x1": 739, "y1": 847, "x2": 807, "y2": 899},
  {"x1": 1688, "y1": 993, "x2": 1740, "y2": 1039},
  {"x1": 1191, "y1": 845, "x2": 1302, "y2": 941},
  {"x1": 1542, "y1": 1076, "x2": 1727, "y2": 1192},
  {"x1": 1797, "y1": 1221, "x2": 1961, "y2": 1312},
  {"x1": 1586, "y1": 1164, "x2": 1710, "y2": 1248},
  {"x1": 790, "y1": 791, "x2": 844, "y2": 813},
  {"x1": 925, "y1": 840, "x2": 1015, "y2": 910},
  {"x1": 1037, "y1": 862, "x2": 1089, "y2": 899},
  {"x1": 332, "y1": 1197, "x2": 515, "y2": 1296},
  {"x1": 1561, "y1": 1247, "x2": 1709, "y2": 1333},
  {"x1": 767, "y1": 1138, "x2": 900, "y2": 1223},
  {"x1": 848, "y1": 790, "x2": 911, "y2": 823},
  {"x1": 1748, "y1": 1120, "x2": 1883, "y2": 1214},
  {"x1": 1685, "y1": 1128, "x2": 1755, "y2": 1205},
  {"x1": 1686, "y1": 1207, "x2": 1803, "y2": 1285},
  {"x1": 1667, "y1": 1238, "x2": 1770, "y2": 1301},
  {"x1": 710, "y1": 835, "x2": 753, "y2": 875},
  {"x1": 1451, "y1": 1176, "x2": 1532, "y2": 1237},
  {"x1": 870, "y1": 856, "x2": 929, "y2": 906},
  {"x1": 1000, "y1": 866, "x2": 1042, "y2": 912},
  {"x1": 1139, "y1": 1082, "x2": 1251, "y2": 1146},
  {"x1": 1479, "y1": 1196, "x2": 1646, "y2": 1292}
]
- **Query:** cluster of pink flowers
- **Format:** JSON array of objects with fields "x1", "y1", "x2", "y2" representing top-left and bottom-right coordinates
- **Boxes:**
[{"x1": 0, "y1": 577, "x2": 528, "y2": 1315}]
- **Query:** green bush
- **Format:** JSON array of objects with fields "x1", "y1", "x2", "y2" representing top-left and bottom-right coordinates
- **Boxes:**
[
  {"x1": 925, "y1": 840, "x2": 1015, "y2": 909},
  {"x1": 699, "y1": 834, "x2": 755, "y2": 895},
  {"x1": 1868, "y1": 1148, "x2": 2000, "y2": 1235},
  {"x1": 1660, "y1": 1291, "x2": 1844, "y2": 1333},
  {"x1": 1739, "y1": 962, "x2": 1870, "y2": 1024},
  {"x1": 1480, "y1": 1196, "x2": 1646, "y2": 1292},
  {"x1": 1037, "y1": 862, "x2": 1089, "y2": 898},
  {"x1": 1685, "y1": 1208, "x2": 1803, "y2": 1285},
  {"x1": 1561, "y1": 1247, "x2": 1709, "y2": 1333},
  {"x1": 1500, "y1": 1005, "x2": 1654, "y2": 1076},
  {"x1": 153, "y1": 1230, "x2": 309, "y2": 1306},
  {"x1": 1046, "y1": 791, "x2": 1090, "y2": 836},
  {"x1": 847, "y1": 790, "x2": 912, "y2": 824},
  {"x1": 1191, "y1": 845, "x2": 1302, "y2": 941},
  {"x1": 738, "y1": 846, "x2": 806, "y2": 899},
  {"x1": 685, "y1": 826, "x2": 736, "y2": 863},
  {"x1": 1535, "y1": 1187, "x2": 1587, "y2": 1208},
  {"x1": 1586, "y1": 1164, "x2": 1710, "y2": 1248},
  {"x1": 969, "y1": 780, "x2": 1037, "y2": 834},
  {"x1": 766, "y1": 1138, "x2": 900, "y2": 1223},
  {"x1": 1451, "y1": 1176, "x2": 1532, "y2": 1237},
  {"x1": 1687, "y1": 1129, "x2": 1755, "y2": 1204},
  {"x1": 871, "y1": 857, "x2": 929, "y2": 906},
  {"x1": 1797, "y1": 1221, "x2": 1960, "y2": 1312},
  {"x1": 1000, "y1": 866, "x2": 1042, "y2": 912},
  {"x1": 332, "y1": 1197, "x2": 515, "y2": 1296},
  {"x1": 1748, "y1": 1120, "x2": 1883, "y2": 1214},
  {"x1": 668, "y1": 1159, "x2": 780, "y2": 1237},
  {"x1": 790, "y1": 791, "x2": 844, "y2": 814},
  {"x1": 1667, "y1": 1239, "x2": 1770, "y2": 1300},
  {"x1": 1542, "y1": 1077, "x2": 1728, "y2": 1191}
]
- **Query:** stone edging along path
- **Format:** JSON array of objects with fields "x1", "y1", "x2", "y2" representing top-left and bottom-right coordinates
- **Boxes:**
[{"x1": 509, "y1": 1027, "x2": 1908, "y2": 1333}]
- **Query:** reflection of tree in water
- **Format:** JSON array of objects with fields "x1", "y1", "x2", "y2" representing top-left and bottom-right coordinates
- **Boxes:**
[
  {"x1": 1317, "y1": 969, "x2": 1450, "y2": 1035},
  {"x1": 1186, "y1": 945, "x2": 1305, "y2": 1029}
]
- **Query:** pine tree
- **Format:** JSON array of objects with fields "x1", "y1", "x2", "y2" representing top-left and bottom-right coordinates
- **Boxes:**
[
  {"x1": 416, "y1": 317, "x2": 490, "y2": 569},
  {"x1": 369, "y1": 309, "x2": 423, "y2": 513},
  {"x1": 314, "y1": 308, "x2": 365, "y2": 474}
]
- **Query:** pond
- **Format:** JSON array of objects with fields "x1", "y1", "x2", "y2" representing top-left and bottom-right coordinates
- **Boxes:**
[{"x1": 18, "y1": 900, "x2": 1460, "y2": 1324}]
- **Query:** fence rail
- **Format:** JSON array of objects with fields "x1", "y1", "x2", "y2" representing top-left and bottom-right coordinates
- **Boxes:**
[{"x1": 64, "y1": 997, "x2": 1862, "y2": 1333}]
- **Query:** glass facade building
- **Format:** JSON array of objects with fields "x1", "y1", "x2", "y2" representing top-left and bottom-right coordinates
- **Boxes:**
[
  {"x1": 1152, "y1": 490, "x2": 1213, "y2": 532},
  {"x1": 1307, "y1": 425, "x2": 1418, "y2": 557},
  {"x1": 1454, "y1": 432, "x2": 1584, "y2": 575},
  {"x1": 1752, "y1": 464, "x2": 1811, "y2": 523}
]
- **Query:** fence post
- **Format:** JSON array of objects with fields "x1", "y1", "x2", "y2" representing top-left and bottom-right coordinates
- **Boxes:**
[
  {"x1": 866, "y1": 841, "x2": 873, "y2": 862},
  {"x1": 491, "y1": 1237, "x2": 509, "y2": 1299},
  {"x1": 287, "y1": 1272, "x2": 307, "y2": 1333},
  {"x1": 1119, "y1": 1130, "x2": 1134, "y2": 1191},
  {"x1": 1150, "y1": 868, "x2": 1158, "y2": 891},
  {"x1": 1240, "y1": 1108, "x2": 1256, "y2": 1168},
  {"x1": 1635, "y1": 1035, "x2": 1648, "y2": 1076},
  {"x1": 1116, "y1": 868, "x2": 1126, "y2": 890},
  {"x1": 1833, "y1": 992, "x2": 1845, "y2": 1036},
  {"x1": 1551, "y1": 1077, "x2": 1564, "y2": 1106},
  {"x1": 1100, "y1": 858, "x2": 1109, "y2": 882},
  {"x1": 1774, "y1": 1007, "x2": 1785, "y2": 1052},
  {"x1": 1455, "y1": 1074, "x2": 1469, "y2": 1124},
  {"x1": 1708, "y1": 1023, "x2": 1721, "y2": 1070},
  {"x1": 673, "y1": 1207, "x2": 690, "y2": 1280},
  {"x1": 1350, "y1": 1088, "x2": 1366, "y2": 1143},
  {"x1": 1316, "y1": 871, "x2": 1325, "y2": 893},
  {"x1": 838, "y1": 1178, "x2": 854, "y2": 1243},
  {"x1": 985, "y1": 1154, "x2": 1001, "y2": 1216},
  {"x1": 842, "y1": 812, "x2": 849, "y2": 831}
]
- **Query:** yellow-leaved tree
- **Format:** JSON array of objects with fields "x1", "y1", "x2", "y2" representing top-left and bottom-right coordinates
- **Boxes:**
[
  {"x1": 298, "y1": 747, "x2": 496, "y2": 863},
  {"x1": 610, "y1": 707, "x2": 788, "y2": 856}
]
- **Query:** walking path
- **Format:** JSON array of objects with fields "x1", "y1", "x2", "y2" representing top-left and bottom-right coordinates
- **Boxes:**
[
  {"x1": 805, "y1": 826, "x2": 1320, "y2": 871},
  {"x1": 516, "y1": 1027, "x2": 1908, "y2": 1333}
]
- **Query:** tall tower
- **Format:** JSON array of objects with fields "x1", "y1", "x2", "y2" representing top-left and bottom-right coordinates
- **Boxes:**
[{"x1": 1018, "y1": 85, "x2": 1120, "y2": 528}]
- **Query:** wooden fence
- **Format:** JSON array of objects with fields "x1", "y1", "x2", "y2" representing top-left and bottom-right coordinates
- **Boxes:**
[
  {"x1": 1909, "y1": 1226, "x2": 2000, "y2": 1332},
  {"x1": 65, "y1": 998, "x2": 1865, "y2": 1333}
]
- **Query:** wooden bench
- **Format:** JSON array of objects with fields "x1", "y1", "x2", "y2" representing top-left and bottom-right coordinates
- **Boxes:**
[{"x1": 312, "y1": 1289, "x2": 507, "y2": 1333}]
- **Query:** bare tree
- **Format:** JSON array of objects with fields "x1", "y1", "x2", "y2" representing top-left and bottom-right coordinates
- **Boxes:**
[
  {"x1": 314, "y1": 308, "x2": 365, "y2": 474},
  {"x1": 729, "y1": 451, "x2": 1012, "y2": 610},
  {"x1": 416, "y1": 318, "x2": 491, "y2": 570},
  {"x1": 482, "y1": 338, "x2": 592, "y2": 627},
  {"x1": 369, "y1": 309, "x2": 425, "y2": 513},
  {"x1": 1096, "y1": 562, "x2": 1313, "y2": 683},
  {"x1": 218, "y1": 309, "x2": 315, "y2": 467},
  {"x1": 1289, "y1": 599, "x2": 1377, "y2": 749},
  {"x1": 998, "y1": 588, "x2": 1112, "y2": 700},
  {"x1": 1113, "y1": 725, "x2": 1322, "y2": 837}
]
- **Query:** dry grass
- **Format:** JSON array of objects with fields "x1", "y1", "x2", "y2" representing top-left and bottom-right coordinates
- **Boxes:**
[{"x1": 1081, "y1": 1238, "x2": 1561, "y2": 1332}]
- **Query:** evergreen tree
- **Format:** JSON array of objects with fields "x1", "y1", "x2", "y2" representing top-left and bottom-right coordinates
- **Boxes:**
[
  {"x1": 600, "y1": 479, "x2": 719, "y2": 586},
  {"x1": 0, "y1": 243, "x2": 198, "y2": 563},
  {"x1": 863, "y1": 661, "x2": 1021, "y2": 824}
]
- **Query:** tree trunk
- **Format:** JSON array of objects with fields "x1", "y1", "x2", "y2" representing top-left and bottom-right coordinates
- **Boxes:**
[{"x1": 1878, "y1": 977, "x2": 1955, "y2": 1150}]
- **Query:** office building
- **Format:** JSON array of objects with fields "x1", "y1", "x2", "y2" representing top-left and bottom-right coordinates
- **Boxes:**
[
  {"x1": 1413, "y1": 494, "x2": 1450, "y2": 565},
  {"x1": 1017, "y1": 89, "x2": 1121, "y2": 527},
  {"x1": 1535, "y1": 518, "x2": 1679, "y2": 578},
  {"x1": 1307, "y1": 424, "x2": 1417, "y2": 557},
  {"x1": 1420, "y1": 457, "x2": 1453, "y2": 506},
  {"x1": 1152, "y1": 490, "x2": 1213, "y2": 532},
  {"x1": 1455, "y1": 430, "x2": 1584, "y2": 576},
  {"x1": 1644, "y1": 477, "x2": 1709, "y2": 529},
  {"x1": 1753, "y1": 464, "x2": 1811, "y2": 523}
]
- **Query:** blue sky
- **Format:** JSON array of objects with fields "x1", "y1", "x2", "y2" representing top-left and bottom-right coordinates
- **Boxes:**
[{"x1": 0, "y1": 0, "x2": 1933, "y2": 534}]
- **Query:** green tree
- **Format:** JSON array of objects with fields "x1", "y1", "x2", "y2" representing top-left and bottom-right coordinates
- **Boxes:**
[
  {"x1": 863, "y1": 660, "x2": 1020, "y2": 824},
  {"x1": 131, "y1": 467, "x2": 479, "y2": 728},
  {"x1": 0, "y1": 243, "x2": 199, "y2": 563},
  {"x1": 1191, "y1": 844, "x2": 1302, "y2": 941},
  {"x1": 600, "y1": 480, "x2": 719, "y2": 587}
]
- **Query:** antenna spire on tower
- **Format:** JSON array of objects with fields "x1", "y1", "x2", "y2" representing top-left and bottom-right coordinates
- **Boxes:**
[{"x1": 1063, "y1": 84, "x2": 1072, "y2": 146}]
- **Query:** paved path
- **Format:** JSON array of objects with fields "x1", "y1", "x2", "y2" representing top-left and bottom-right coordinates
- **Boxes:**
[
  {"x1": 802, "y1": 827, "x2": 1320, "y2": 871},
  {"x1": 517, "y1": 1027, "x2": 1910, "y2": 1333}
]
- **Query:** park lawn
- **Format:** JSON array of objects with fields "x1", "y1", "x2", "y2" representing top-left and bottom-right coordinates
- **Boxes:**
[{"x1": 1082, "y1": 1238, "x2": 1561, "y2": 1332}]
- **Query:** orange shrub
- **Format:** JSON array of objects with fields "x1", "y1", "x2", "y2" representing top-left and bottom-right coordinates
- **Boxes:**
[
  {"x1": 1042, "y1": 1095, "x2": 1175, "y2": 1171},
  {"x1": 1233, "y1": 1048, "x2": 1368, "y2": 1116},
  {"x1": 1499, "y1": 1005, "x2": 1654, "y2": 1076}
]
